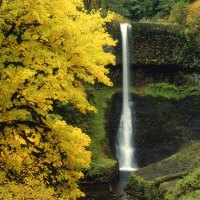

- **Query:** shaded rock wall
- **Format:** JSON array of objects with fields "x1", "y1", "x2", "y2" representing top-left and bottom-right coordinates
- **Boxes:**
[
  {"x1": 106, "y1": 93, "x2": 200, "y2": 168},
  {"x1": 109, "y1": 64, "x2": 198, "y2": 87}
]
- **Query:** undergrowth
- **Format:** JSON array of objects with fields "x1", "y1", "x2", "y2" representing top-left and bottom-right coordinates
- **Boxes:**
[
  {"x1": 166, "y1": 167, "x2": 200, "y2": 200},
  {"x1": 145, "y1": 83, "x2": 200, "y2": 99}
]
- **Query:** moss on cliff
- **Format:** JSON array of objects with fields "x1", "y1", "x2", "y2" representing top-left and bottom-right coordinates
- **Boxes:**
[
  {"x1": 145, "y1": 83, "x2": 200, "y2": 100},
  {"x1": 109, "y1": 22, "x2": 200, "y2": 68},
  {"x1": 84, "y1": 87, "x2": 120, "y2": 183},
  {"x1": 131, "y1": 23, "x2": 200, "y2": 67}
]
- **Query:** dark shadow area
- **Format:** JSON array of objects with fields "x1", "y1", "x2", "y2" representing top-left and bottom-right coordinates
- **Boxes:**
[
  {"x1": 109, "y1": 64, "x2": 200, "y2": 87},
  {"x1": 80, "y1": 171, "x2": 135, "y2": 200},
  {"x1": 106, "y1": 93, "x2": 200, "y2": 167}
]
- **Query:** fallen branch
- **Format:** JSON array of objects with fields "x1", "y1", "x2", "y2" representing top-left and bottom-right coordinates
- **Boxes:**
[
  {"x1": 112, "y1": 193, "x2": 124, "y2": 200},
  {"x1": 111, "y1": 193, "x2": 121, "y2": 197},
  {"x1": 109, "y1": 182, "x2": 113, "y2": 193},
  {"x1": 154, "y1": 171, "x2": 189, "y2": 185}
]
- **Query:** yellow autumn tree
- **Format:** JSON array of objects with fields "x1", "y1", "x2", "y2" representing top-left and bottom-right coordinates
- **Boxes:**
[
  {"x1": 0, "y1": 0, "x2": 116, "y2": 199},
  {"x1": 187, "y1": 0, "x2": 200, "y2": 44}
]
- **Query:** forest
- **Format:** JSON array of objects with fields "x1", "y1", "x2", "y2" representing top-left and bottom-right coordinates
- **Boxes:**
[{"x1": 0, "y1": 0, "x2": 200, "y2": 199}]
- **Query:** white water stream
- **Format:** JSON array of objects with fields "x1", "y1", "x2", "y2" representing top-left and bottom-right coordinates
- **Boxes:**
[{"x1": 116, "y1": 23, "x2": 138, "y2": 171}]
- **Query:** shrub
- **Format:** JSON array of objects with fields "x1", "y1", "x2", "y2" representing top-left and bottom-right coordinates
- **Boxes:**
[{"x1": 166, "y1": 167, "x2": 200, "y2": 200}]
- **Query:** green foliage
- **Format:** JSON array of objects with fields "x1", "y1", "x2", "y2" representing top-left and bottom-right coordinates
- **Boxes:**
[
  {"x1": 145, "y1": 83, "x2": 181, "y2": 99},
  {"x1": 182, "y1": 191, "x2": 200, "y2": 200},
  {"x1": 127, "y1": 173, "x2": 165, "y2": 200},
  {"x1": 168, "y1": 1, "x2": 189, "y2": 25},
  {"x1": 155, "y1": 0, "x2": 180, "y2": 19},
  {"x1": 131, "y1": 0, "x2": 156, "y2": 20},
  {"x1": 86, "y1": 158, "x2": 118, "y2": 183},
  {"x1": 187, "y1": 0, "x2": 200, "y2": 45},
  {"x1": 145, "y1": 83, "x2": 200, "y2": 99},
  {"x1": 166, "y1": 167, "x2": 200, "y2": 200},
  {"x1": 108, "y1": 0, "x2": 134, "y2": 17},
  {"x1": 107, "y1": 0, "x2": 196, "y2": 23},
  {"x1": 83, "y1": 0, "x2": 109, "y2": 17}
]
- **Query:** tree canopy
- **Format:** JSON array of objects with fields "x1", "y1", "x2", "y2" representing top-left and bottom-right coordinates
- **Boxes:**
[
  {"x1": 187, "y1": 0, "x2": 200, "y2": 44},
  {"x1": 107, "y1": 0, "x2": 197, "y2": 21},
  {"x1": 0, "y1": 0, "x2": 115, "y2": 199}
]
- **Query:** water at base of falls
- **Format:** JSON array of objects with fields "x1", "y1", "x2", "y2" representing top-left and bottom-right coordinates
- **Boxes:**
[
  {"x1": 80, "y1": 171, "x2": 136, "y2": 200},
  {"x1": 120, "y1": 167, "x2": 137, "y2": 172}
]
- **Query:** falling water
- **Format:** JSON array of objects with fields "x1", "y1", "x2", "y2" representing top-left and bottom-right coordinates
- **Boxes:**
[{"x1": 116, "y1": 23, "x2": 137, "y2": 171}]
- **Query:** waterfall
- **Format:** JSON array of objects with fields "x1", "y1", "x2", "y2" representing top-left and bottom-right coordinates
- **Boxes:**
[{"x1": 115, "y1": 23, "x2": 137, "y2": 171}]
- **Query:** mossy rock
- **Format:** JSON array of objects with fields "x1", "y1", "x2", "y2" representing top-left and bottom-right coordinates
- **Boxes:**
[
  {"x1": 85, "y1": 158, "x2": 118, "y2": 183},
  {"x1": 166, "y1": 167, "x2": 200, "y2": 200},
  {"x1": 135, "y1": 141, "x2": 200, "y2": 180},
  {"x1": 126, "y1": 141, "x2": 200, "y2": 199},
  {"x1": 81, "y1": 88, "x2": 122, "y2": 183},
  {"x1": 108, "y1": 22, "x2": 200, "y2": 68},
  {"x1": 126, "y1": 173, "x2": 165, "y2": 200}
]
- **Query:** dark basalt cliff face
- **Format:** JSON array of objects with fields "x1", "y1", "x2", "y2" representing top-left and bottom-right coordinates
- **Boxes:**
[
  {"x1": 107, "y1": 22, "x2": 200, "y2": 68},
  {"x1": 106, "y1": 93, "x2": 200, "y2": 168}
]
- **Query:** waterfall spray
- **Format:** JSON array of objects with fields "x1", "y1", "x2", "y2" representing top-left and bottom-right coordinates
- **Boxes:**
[{"x1": 115, "y1": 23, "x2": 137, "y2": 171}]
